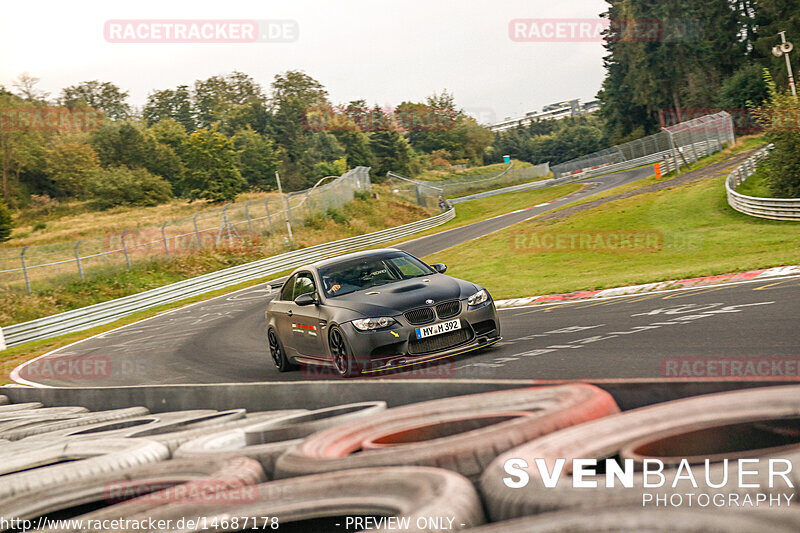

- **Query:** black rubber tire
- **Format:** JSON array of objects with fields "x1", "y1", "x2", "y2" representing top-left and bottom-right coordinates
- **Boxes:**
[
  {"x1": 479, "y1": 384, "x2": 800, "y2": 521},
  {"x1": 268, "y1": 327, "x2": 297, "y2": 372},
  {"x1": 176, "y1": 402, "x2": 385, "y2": 477},
  {"x1": 461, "y1": 508, "x2": 800, "y2": 532},
  {"x1": 74, "y1": 467, "x2": 486, "y2": 532},
  {"x1": 329, "y1": 325, "x2": 359, "y2": 378},
  {"x1": 0, "y1": 456, "x2": 266, "y2": 522},
  {"x1": 274, "y1": 385, "x2": 619, "y2": 481},
  {"x1": 0, "y1": 438, "x2": 169, "y2": 499}
]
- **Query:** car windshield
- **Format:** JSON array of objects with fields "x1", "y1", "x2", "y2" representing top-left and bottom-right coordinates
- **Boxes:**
[{"x1": 318, "y1": 252, "x2": 435, "y2": 297}]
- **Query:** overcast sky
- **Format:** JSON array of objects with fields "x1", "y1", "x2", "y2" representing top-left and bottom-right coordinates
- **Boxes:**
[{"x1": 1, "y1": 0, "x2": 608, "y2": 123}]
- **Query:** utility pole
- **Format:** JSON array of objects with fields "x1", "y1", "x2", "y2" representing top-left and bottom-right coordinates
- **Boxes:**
[
  {"x1": 275, "y1": 171, "x2": 293, "y2": 241},
  {"x1": 773, "y1": 31, "x2": 797, "y2": 97}
]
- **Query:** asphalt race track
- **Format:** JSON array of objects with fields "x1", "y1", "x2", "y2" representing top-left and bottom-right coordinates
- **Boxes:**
[{"x1": 14, "y1": 167, "x2": 800, "y2": 387}]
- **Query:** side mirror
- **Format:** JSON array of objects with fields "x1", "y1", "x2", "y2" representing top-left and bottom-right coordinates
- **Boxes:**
[
  {"x1": 431, "y1": 263, "x2": 447, "y2": 274},
  {"x1": 294, "y1": 293, "x2": 318, "y2": 306}
]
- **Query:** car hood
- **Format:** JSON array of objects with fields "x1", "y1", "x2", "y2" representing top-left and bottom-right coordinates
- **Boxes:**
[{"x1": 324, "y1": 274, "x2": 479, "y2": 316}]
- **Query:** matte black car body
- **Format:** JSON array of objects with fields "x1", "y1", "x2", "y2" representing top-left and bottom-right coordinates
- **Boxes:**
[{"x1": 265, "y1": 248, "x2": 501, "y2": 377}]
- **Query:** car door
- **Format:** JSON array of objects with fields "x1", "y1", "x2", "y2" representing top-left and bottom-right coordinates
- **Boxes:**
[
  {"x1": 288, "y1": 272, "x2": 326, "y2": 359},
  {"x1": 271, "y1": 274, "x2": 297, "y2": 355}
]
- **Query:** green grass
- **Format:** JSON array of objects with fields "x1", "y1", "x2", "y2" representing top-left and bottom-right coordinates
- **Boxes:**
[
  {"x1": 735, "y1": 165, "x2": 772, "y2": 198},
  {"x1": 381, "y1": 183, "x2": 583, "y2": 247},
  {"x1": 425, "y1": 172, "x2": 800, "y2": 299},
  {"x1": 416, "y1": 160, "x2": 531, "y2": 181}
]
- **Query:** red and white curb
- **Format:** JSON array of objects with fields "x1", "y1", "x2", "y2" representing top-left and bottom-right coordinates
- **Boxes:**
[{"x1": 495, "y1": 264, "x2": 800, "y2": 309}]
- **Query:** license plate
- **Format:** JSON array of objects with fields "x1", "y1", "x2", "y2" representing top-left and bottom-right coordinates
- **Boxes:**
[{"x1": 415, "y1": 318, "x2": 461, "y2": 339}]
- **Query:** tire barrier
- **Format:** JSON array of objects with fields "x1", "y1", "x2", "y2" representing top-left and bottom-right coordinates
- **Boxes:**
[
  {"x1": 0, "y1": 438, "x2": 170, "y2": 499},
  {"x1": 74, "y1": 467, "x2": 485, "y2": 533},
  {"x1": 479, "y1": 385, "x2": 800, "y2": 521},
  {"x1": 0, "y1": 395, "x2": 8, "y2": 405},
  {"x1": 0, "y1": 406, "x2": 150, "y2": 441},
  {"x1": 0, "y1": 386, "x2": 797, "y2": 530},
  {"x1": 274, "y1": 385, "x2": 619, "y2": 481},
  {"x1": 176, "y1": 402, "x2": 387, "y2": 476},
  {"x1": 0, "y1": 456, "x2": 266, "y2": 523},
  {"x1": 459, "y1": 508, "x2": 800, "y2": 532}
]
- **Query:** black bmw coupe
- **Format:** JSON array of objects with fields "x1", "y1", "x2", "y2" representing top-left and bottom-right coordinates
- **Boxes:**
[{"x1": 265, "y1": 248, "x2": 501, "y2": 377}]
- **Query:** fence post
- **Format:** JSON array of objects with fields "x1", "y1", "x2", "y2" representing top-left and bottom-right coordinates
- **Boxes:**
[
  {"x1": 121, "y1": 230, "x2": 132, "y2": 269},
  {"x1": 265, "y1": 198, "x2": 274, "y2": 233},
  {"x1": 0, "y1": 326, "x2": 5, "y2": 351},
  {"x1": 193, "y1": 212, "x2": 202, "y2": 249},
  {"x1": 75, "y1": 239, "x2": 84, "y2": 280},
  {"x1": 20, "y1": 246, "x2": 31, "y2": 294},
  {"x1": 161, "y1": 221, "x2": 170, "y2": 258},
  {"x1": 245, "y1": 200, "x2": 254, "y2": 236},
  {"x1": 306, "y1": 192, "x2": 313, "y2": 218}
]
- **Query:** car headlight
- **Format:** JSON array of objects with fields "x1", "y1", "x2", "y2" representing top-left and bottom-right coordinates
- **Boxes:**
[
  {"x1": 352, "y1": 317, "x2": 397, "y2": 331},
  {"x1": 467, "y1": 289, "x2": 489, "y2": 306}
]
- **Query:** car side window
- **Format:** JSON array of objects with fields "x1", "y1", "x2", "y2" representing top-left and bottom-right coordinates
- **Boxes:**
[
  {"x1": 280, "y1": 275, "x2": 297, "y2": 301},
  {"x1": 293, "y1": 273, "x2": 316, "y2": 299}
]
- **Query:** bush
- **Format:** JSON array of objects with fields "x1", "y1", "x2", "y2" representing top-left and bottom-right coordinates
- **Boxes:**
[
  {"x1": 89, "y1": 167, "x2": 173, "y2": 209},
  {"x1": 0, "y1": 200, "x2": 13, "y2": 242},
  {"x1": 755, "y1": 71, "x2": 800, "y2": 198},
  {"x1": 326, "y1": 207, "x2": 348, "y2": 224}
]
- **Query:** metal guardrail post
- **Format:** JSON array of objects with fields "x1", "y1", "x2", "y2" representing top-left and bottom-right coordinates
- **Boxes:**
[
  {"x1": 75, "y1": 240, "x2": 84, "y2": 280},
  {"x1": 0, "y1": 326, "x2": 5, "y2": 351},
  {"x1": 20, "y1": 246, "x2": 31, "y2": 294},
  {"x1": 161, "y1": 221, "x2": 170, "y2": 258},
  {"x1": 193, "y1": 212, "x2": 202, "y2": 249},
  {"x1": 121, "y1": 230, "x2": 132, "y2": 269}
]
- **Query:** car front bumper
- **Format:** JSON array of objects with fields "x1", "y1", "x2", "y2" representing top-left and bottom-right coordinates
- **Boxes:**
[{"x1": 338, "y1": 300, "x2": 501, "y2": 374}]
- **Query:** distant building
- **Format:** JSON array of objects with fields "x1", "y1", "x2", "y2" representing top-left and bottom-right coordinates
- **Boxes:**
[{"x1": 490, "y1": 98, "x2": 601, "y2": 133}]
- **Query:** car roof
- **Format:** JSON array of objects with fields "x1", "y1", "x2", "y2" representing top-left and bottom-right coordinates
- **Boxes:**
[{"x1": 308, "y1": 248, "x2": 405, "y2": 270}]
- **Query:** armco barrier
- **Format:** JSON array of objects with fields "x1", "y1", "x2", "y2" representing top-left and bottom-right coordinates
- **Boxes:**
[
  {"x1": 0, "y1": 208, "x2": 456, "y2": 349},
  {"x1": 726, "y1": 144, "x2": 800, "y2": 221}
]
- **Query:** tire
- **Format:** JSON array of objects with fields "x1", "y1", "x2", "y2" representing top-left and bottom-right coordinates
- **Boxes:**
[
  {"x1": 0, "y1": 456, "x2": 266, "y2": 522},
  {"x1": 0, "y1": 402, "x2": 43, "y2": 413},
  {"x1": 329, "y1": 325, "x2": 359, "y2": 377},
  {"x1": 479, "y1": 384, "x2": 800, "y2": 521},
  {"x1": 0, "y1": 438, "x2": 169, "y2": 499},
  {"x1": 460, "y1": 508, "x2": 800, "y2": 533},
  {"x1": 176, "y1": 402, "x2": 386, "y2": 477},
  {"x1": 22, "y1": 410, "x2": 246, "y2": 449},
  {"x1": 0, "y1": 396, "x2": 9, "y2": 405},
  {"x1": 268, "y1": 328, "x2": 296, "y2": 372},
  {"x1": 0, "y1": 406, "x2": 150, "y2": 441},
  {"x1": 76, "y1": 467, "x2": 485, "y2": 532},
  {"x1": 274, "y1": 384, "x2": 619, "y2": 481}
]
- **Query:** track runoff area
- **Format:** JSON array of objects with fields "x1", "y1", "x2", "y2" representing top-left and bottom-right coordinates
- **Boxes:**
[{"x1": 3, "y1": 164, "x2": 799, "y2": 531}]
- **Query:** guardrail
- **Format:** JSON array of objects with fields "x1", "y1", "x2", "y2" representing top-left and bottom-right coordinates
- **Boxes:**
[
  {"x1": 725, "y1": 144, "x2": 800, "y2": 221},
  {"x1": 0, "y1": 208, "x2": 456, "y2": 349}
]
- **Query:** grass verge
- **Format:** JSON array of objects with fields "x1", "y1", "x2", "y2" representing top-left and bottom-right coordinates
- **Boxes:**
[{"x1": 425, "y1": 170, "x2": 800, "y2": 299}]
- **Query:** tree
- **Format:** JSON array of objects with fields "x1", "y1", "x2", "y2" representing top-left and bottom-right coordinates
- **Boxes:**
[
  {"x1": 143, "y1": 86, "x2": 195, "y2": 131},
  {"x1": 12, "y1": 73, "x2": 49, "y2": 102},
  {"x1": 179, "y1": 127, "x2": 244, "y2": 202},
  {"x1": 370, "y1": 130, "x2": 413, "y2": 177},
  {"x1": 90, "y1": 122, "x2": 182, "y2": 186},
  {"x1": 0, "y1": 199, "x2": 13, "y2": 241},
  {"x1": 60, "y1": 81, "x2": 131, "y2": 120},
  {"x1": 336, "y1": 129, "x2": 375, "y2": 169},
  {"x1": 756, "y1": 71, "x2": 800, "y2": 197},
  {"x1": 89, "y1": 167, "x2": 172, "y2": 209},
  {"x1": 193, "y1": 71, "x2": 267, "y2": 131},
  {"x1": 232, "y1": 127, "x2": 281, "y2": 190},
  {"x1": 44, "y1": 140, "x2": 102, "y2": 198}
]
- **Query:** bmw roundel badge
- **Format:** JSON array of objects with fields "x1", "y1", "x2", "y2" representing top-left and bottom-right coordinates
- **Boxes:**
[{"x1": 425, "y1": 299, "x2": 435, "y2": 305}]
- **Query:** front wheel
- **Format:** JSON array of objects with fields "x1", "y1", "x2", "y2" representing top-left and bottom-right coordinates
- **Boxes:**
[
  {"x1": 329, "y1": 326, "x2": 360, "y2": 378},
  {"x1": 268, "y1": 328, "x2": 296, "y2": 372}
]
